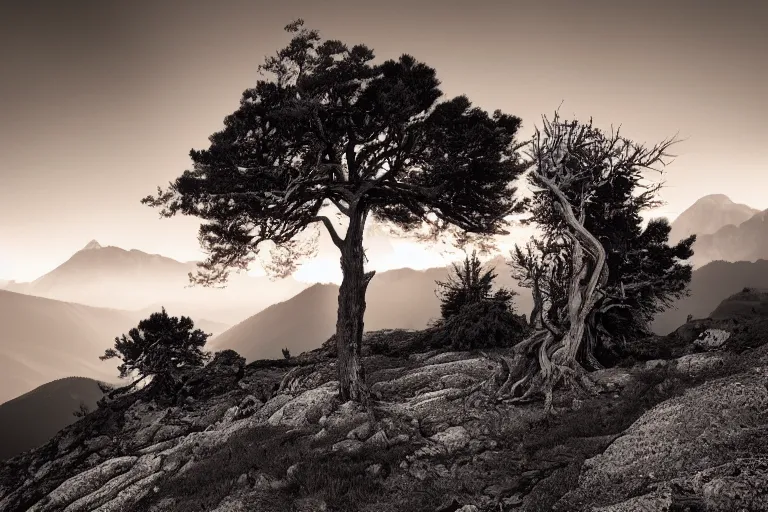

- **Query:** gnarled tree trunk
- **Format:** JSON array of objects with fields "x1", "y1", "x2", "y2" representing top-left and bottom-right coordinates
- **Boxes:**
[
  {"x1": 489, "y1": 177, "x2": 608, "y2": 411},
  {"x1": 336, "y1": 210, "x2": 375, "y2": 403}
]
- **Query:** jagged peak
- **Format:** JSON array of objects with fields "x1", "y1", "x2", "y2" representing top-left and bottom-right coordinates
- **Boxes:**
[{"x1": 81, "y1": 240, "x2": 102, "y2": 251}]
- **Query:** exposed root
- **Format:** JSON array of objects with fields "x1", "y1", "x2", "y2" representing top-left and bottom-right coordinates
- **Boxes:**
[{"x1": 467, "y1": 329, "x2": 602, "y2": 414}]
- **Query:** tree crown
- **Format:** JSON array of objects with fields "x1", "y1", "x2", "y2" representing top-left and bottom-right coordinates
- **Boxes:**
[
  {"x1": 143, "y1": 19, "x2": 528, "y2": 285},
  {"x1": 100, "y1": 307, "x2": 211, "y2": 383}
]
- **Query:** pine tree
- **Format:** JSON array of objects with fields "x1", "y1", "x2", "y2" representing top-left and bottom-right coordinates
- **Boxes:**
[
  {"x1": 436, "y1": 251, "x2": 497, "y2": 319},
  {"x1": 142, "y1": 20, "x2": 528, "y2": 403},
  {"x1": 100, "y1": 307, "x2": 211, "y2": 396},
  {"x1": 500, "y1": 112, "x2": 695, "y2": 409}
]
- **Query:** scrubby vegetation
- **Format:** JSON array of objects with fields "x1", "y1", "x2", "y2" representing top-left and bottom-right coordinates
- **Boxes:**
[
  {"x1": 99, "y1": 307, "x2": 211, "y2": 398},
  {"x1": 429, "y1": 251, "x2": 529, "y2": 350}
]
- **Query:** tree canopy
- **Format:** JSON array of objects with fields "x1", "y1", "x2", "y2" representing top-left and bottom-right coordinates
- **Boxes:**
[
  {"x1": 142, "y1": 20, "x2": 529, "y2": 402},
  {"x1": 100, "y1": 308, "x2": 210, "y2": 395},
  {"x1": 491, "y1": 113, "x2": 695, "y2": 409},
  {"x1": 143, "y1": 19, "x2": 527, "y2": 285}
]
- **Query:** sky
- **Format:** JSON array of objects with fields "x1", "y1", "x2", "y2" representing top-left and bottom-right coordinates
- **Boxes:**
[{"x1": 1, "y1": 0, "x2": 766, "y2": 282}]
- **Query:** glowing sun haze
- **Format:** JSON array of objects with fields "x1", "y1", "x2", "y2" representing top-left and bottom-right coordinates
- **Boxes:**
[{"x1": 1, "y1": 0, "x2": 766, "y2": 282}]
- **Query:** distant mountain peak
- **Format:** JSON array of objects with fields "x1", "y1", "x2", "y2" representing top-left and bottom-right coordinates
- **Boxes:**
[
  {"x1": 696, "y1": 194, "x2": 734, "y2": 205},
  {"x1": 81, "y1": 240, "x2": 102, "y2": 251},
  {"x1": 669, "y1": 194, "x2": 759, "y2": 245}
]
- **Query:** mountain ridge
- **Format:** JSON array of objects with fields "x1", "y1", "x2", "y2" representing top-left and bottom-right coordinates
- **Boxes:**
[{"x1": 668, "y1": 194, "x2": 759, "y2": 245}]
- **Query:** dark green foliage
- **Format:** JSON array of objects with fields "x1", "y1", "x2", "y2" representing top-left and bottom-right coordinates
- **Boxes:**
[
  {"x1": 438, "y1": 294, "x2": 530, "y2": 350},
  {"x1": 100, "y1": 307, "x2": 211, "y2": 394},
  {"x1": 433, "y1": 251, "x2": 527, "y2": 349},
  {"x1": 436, "y1": 251, "x2": 508, "y2": 320}
]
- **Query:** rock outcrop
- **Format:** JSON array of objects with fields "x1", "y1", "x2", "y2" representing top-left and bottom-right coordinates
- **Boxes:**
[{"x1": 2, "y1": 320, "x2": 767, "y2": 512}]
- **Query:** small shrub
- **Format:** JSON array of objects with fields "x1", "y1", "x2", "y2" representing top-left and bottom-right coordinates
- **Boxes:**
[
  {"x1": 438, "y1": 297, "x2": 529, "y2": 350},
  {"x1": 100, "y1": 307, "x2": 211, "y2": 397},
  {"x1": 282, "y1": 347, "x2": 291, "y2": 360}
]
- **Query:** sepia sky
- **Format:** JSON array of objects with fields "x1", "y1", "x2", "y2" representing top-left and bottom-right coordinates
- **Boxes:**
[{"x1": 1, "y1": 0, "x2": 766, "y2": 282}]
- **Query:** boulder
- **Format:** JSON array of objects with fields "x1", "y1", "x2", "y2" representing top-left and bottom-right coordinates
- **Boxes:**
[
  {"x1": 267, "y1": 381, "x2": 340, "y2": 427},
  {"x1": 556, "y1": 367, "x2": 768, "y2": 510},
  {"x1": 675, "y1": 352, "x2": 726, "y2": 375},
  {"x1": 332, "y1": 439, "x2": 364, "y2": 455},
  {"x1": 589, "y1": 368, "x2": 634, "y2": 392},
  {"x1": 694, "y1": 328, "x2": 731, "y2": 351},
  {"x1": 429, "y1": 426, "x2": 470, "y2": 455}
]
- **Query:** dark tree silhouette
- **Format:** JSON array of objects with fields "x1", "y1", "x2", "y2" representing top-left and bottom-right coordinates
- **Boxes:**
[
  {"x1": 100, "y1": 307, "x2": 211, "y2": 395},
  {"x1": 142, "y1": 20, "x2": 528, "y2": 403},
  {"x1": 433, "y1": 251, "x2": 525, "y2": 349},
  {"x1": 436, "y1": 251, "x2": 500, "y2": 319},
  {"x1": 497, "y1": 113, "x2": 695, "y2": 410}
]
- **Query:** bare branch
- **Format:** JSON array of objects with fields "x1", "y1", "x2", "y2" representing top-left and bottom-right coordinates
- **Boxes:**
[{"x1": 312, "y1": 215, "x2": 345, "y2": 248}]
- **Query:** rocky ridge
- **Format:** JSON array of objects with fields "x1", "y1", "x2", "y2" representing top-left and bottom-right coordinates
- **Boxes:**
[{"x1": 1, "y1": 305, "x2": 768, "y2": 511}]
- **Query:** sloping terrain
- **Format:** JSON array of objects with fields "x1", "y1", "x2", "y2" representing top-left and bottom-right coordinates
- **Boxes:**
[
  {"x1": 0, "y1": 378, "x2": 104, "y2": 461},
  {"x1": 3, "y1": 291, "x2": 767, "y2": 512},
  {"x1": 668, "y1": 194, "x2": 758, "y2": 245},
  {"x1": 691, "y1": 209, "x2": 768, "y2": 267},
  {"x1": 0, "y1": 290, "x2": 135, "y2": 404},
  {"x1": 210, "y1": 262, "x2": 532, "y2": 361},
  {"x1": 3, "y1": 241, "x2": 308, "y2": 325},
  {"x1": 652, "y1": 259, "x2": 768, "y2": 334}
]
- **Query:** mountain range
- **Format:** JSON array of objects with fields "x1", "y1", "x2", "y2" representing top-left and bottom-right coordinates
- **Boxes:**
[
  {"x1": 666, "y1": 194, "x2": 768, "y2": 268},
  {"x1": 1, "y1": 193, "x2": 768, "y2": 398},
  {"x1": 3, "y1": 240, "x2": 309, "y2": 326},
  {"x1": 667, "y1": 194, "x2": 759, "y2": 245},
  {"x1": 0, "y1": 290, "x2": 135, "y2": 404},
  {"x1": 4, "y1": 192, "x2": 768, "y2": 463}
]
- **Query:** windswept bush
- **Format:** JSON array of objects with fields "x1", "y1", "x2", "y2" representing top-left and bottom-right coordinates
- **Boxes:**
[
  {"x1": 100, "y1": 307, "x2": 211, "y2": 397},
  {"x1": 430, "y1": 293, "x2": 530, "y2": 350}
]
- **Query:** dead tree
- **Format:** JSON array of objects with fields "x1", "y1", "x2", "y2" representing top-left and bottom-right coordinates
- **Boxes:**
[{"x1": 493, "y1": 113, "x2": 693, "y2": 411}]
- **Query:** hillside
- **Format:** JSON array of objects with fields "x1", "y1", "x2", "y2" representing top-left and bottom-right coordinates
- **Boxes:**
[
  {"x1": 209, "y1": 262, "x2": 533, "y2": 361},
  {"x1": 690, "y1": 209, "x2": 768, "y2": 267},
  {"x1": 668, "y1": 194, "x2": 758, "y2": 245},
  {"x1": 3, "y1": 241, "x2": 308, "y2": 325},
  {"x1": 0, "y1": 290, "x2": 136, "y2": 404},
  {"x1": 2, "y1": 290, "x2": 768, "y2": 511},
  {"x1": 0, "y1": 377, "x2": 104, "y2": 461},
  {"x1": 652, "y1": 259, "x2": 768, "y2": 335}
]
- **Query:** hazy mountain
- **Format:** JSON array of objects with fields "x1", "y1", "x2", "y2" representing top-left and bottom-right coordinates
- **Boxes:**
[
  {"x1": 689, "y1": 209, "x2": 768, "y2": 267},
  {"x1": 668, "y1": 194, "x2": 758, "y2": 245},
  {"x1": 3, "y1": 240, "x2": 309, "y2": 325},
  {"x1": 209, "y1": 260, "x2": 533, "y2": 361},
  {"x1": 0, "y1": 377, "x2": 104, "y2": 461},
  {"x1": 0, "y1": 290, "x2": 134, "y2": 404},
  {"x1": 651, "y1": 259, "x2": 768, "y2": 335}
]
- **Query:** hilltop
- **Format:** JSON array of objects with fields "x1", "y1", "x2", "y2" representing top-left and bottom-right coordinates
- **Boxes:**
[
  {"x1": 0, "y1": 377, "x2": 105, "y2": 461},
  {"x1": 2, "y1": 291, "x2": 768, "y2": 511}
]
